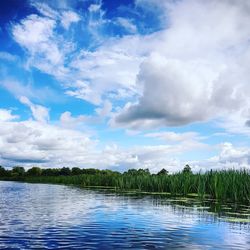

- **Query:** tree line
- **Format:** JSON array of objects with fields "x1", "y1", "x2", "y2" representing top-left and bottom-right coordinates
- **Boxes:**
[{"x1": 0, "y1": 165, "x2": 192, "y2": 177}]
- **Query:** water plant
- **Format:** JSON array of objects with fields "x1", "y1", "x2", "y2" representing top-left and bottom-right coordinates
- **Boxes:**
[{"x1": 0, "y1": 166, "x2": 249, "y2": 204}]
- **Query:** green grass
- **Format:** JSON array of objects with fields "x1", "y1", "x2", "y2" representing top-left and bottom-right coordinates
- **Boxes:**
[{"x1": 1, "y1": 168, "x2": 249, "y2": 204}]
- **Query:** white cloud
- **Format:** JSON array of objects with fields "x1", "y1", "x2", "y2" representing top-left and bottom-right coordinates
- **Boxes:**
[
  {"x1": 88, "y1": 4, "x2": 102, "y2": 13},
  {"x1": 145, "y1": 131, "x2": 199, "y2": 142},
  {"x1": 0, "y1": 109, "x2": 18, "y2": 122},
  {"x1": 0, "y1": 119, "x2": 95, "y2": 166},
  {"x1": 60, "y1": 100, "x2": 112, "y2": 129},
  {"x1": 0, "y1": 51, "x2": 18, "y2": 62},
  {"x1": 95, "y1": 100, "x2": 112, "y2": 117},
  {"x1": 68, "y1": 40, "x2": 145, "y2": 104},
  {"x1": 12, "y1": 14, "x2": 71, "y2": 79},
  {"x1": 13, "y1": 14, "x2": 56, "y2": 47},
  {"x1": 61, "y1": 11, "x2": 80, "y2": 29},
  {"x1": 0, "y1": 78, "x2": 62, "y2": 103},
  {"x1": 200, "y1": 142, "x2": 250, "y2": 171},
  {"x1": 31, "y1": 1, "x2": 80, "y2": 29},
  {"x1": 10, "y1": 0, "x2": 250, "y2": 136},
  {"x1": 20, "y1": 96, "x2": 49, "y2": 123},
  {"x1": 113, "y1": 0, "x2": 250, "y2": 129},
  {"x1": 116, "y1": 17, "x2": 137, "y2": 33},
  {"x1": 30, "y1": 2, "x2": 59, "y2": 19},
  {"x1": 0, "y1": 108, "x2": 249, "y2": 172},
  {"x1": 0, "y1": 110, "x2": 183, "y2": 171}
]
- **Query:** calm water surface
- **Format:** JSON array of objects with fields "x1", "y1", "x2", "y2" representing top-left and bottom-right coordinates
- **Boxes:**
[{"x1": 0, "y1": 181, "x2": 249, "y2": 249}]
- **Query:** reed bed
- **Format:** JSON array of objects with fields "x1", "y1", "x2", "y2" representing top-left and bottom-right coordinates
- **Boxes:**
[{"x1": 0, "y1": 167, "x2": 249, "y2": 204}]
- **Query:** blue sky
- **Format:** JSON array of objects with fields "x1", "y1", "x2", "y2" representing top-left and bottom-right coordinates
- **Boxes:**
[{"x1": 1, "y1": 0, "x2": 250, "y2": 172}]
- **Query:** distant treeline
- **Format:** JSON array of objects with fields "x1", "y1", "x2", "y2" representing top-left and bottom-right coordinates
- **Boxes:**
[
  {"x1": 0, "y1": 165, "x2": 185, "y2": 177},
  {"x1": 0, "y1": 165, "x2": 249, "y2": 204}
]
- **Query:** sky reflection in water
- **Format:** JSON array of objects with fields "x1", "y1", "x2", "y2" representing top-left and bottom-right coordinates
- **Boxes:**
[{"x1": 0, "y1": 181, "x2": 249, "y2": 249}]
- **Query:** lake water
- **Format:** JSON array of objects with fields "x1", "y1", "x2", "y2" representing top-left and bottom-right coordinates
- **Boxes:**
[{"x1": 0, "y1": 181, "x2": 249, "y2": 249}]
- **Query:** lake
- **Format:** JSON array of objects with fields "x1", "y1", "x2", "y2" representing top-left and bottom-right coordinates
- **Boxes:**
[{"x1": 0, "y1": 181, "x2": 249, "y2": 249}]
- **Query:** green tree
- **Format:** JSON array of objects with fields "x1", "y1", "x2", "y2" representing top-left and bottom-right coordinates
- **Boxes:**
[
  {"x1": 0, "y1": 166, "x2": 7, "y2": 177},
  {"x1": 27, "y1": 167, "x2": 42, "y2": 176},
  {"x1": 12, "y1": 166, "x2": 25, "y2": 176},
  {"x1": 182, "y1": 164, "x2": 192, "y2": 174},
  {"x1": 60, "y1": 167, "x2": 71, "y2": 176},
  {"x1": 42, "y1": 168, "x2": 57, "y2": 176},
  {"x1": 157, "y1": 168, "x2": 169, "y2": 175},
  {"x1": 72, "y1": 167, "x2": 82, "y2": 175},
  {"x1": 137, "y1": 168, "x2": 151, "y2": 175}
]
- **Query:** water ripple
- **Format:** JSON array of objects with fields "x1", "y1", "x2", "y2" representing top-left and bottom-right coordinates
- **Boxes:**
[{"x1": 0, "y1": 181, "x2": 249, "y2": 249}]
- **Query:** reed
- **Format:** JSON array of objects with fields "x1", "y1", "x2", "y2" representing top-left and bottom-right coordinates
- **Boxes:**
[{"x1": 0, "y1": 166, "x2": 249, "y2": 204}]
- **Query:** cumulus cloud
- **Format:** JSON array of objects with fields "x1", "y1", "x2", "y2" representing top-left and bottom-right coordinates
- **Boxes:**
[
  {"x1": 6, "y1": 0, "x2": 250, "y2": 172},
  {"x1": 0, "y1": 108, "x2": 181, "y2": 170},
  {"x1": 0, "y1": 119, "x2": 95, "y2": 165},
  {"x1": 60, "y1": 100, "x2": 112, "y2": 129},
  {"x1": 68, "y1": 39, "x2": 145, "y2": 104},
  {"x1": 0, "y1": 109, "x2": 18, "y2": 122},
  {"x1": 113, "y1": 0, "x2": 250, "y2": 129},
  {"x1": 0, "y1": 116, "x2": 194, "y2": 171},
  {"x1": 0, "y1": 108, "x2": 249, "y2": 172},
  {"x1": 200, "y1": 142, "x2": 250, "y2": 171},
  {"x1": 13, "y1": 0, "x2": 250, "y2": 127}
]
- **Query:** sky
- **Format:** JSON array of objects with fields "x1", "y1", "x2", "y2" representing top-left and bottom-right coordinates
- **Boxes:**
[{"x1": 0, "y1": 0, "x2": 250, "y2": 172}]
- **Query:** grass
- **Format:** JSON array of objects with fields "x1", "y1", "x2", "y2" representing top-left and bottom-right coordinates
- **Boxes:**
[{"x1": 1, "y1": 168, "x2": 249, "y2": 204}]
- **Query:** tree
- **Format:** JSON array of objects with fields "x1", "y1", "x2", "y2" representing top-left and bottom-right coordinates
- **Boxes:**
[
  {"x1": 60, "y1": 167, "x2": 71, "y2": 176},
  {"x1": 182, "y1": 164, "x2": 192, "y2": 174},
  {"x1": 72, "y1": 167, "x2": 82, "y2": 175},
  {"x1": 12, "y1": 166, "x2": 25, "y2": 176},
  {"x1": 0, "y1": 166, "x2": 7, "y2": 176},
  {"x1": 137, "y1": 168, "x2": 151, "y2": 175},
  {"x1": 83, "y1": 168, "x2": 102, "y2": 175},
  {"x1": 157, "y1": 168, "x2": 169, "y2": 175},
  {"x1": 125, "y1": 169, "x2": 138, "y2": 176},
  {"x1": 27, "y1": 167, "x2": 42, "y2": 176},
  {"x1": 42, "y1": 168, "x2": 58, "y2": 176}
]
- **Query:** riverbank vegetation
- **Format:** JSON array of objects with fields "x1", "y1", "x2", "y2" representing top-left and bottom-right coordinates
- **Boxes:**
[{"x1": 0, "y1": 165, "x2": 249, "y2": 204}]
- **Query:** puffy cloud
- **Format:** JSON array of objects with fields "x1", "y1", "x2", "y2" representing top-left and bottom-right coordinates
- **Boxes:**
[
  {"x1": 95, "y1": 100, "x2": 112, "y2": 117},
  {"x1": 12, "y1": 14, "x2": 55, "y2": 45},
  {"x1": 68, "y1": 39, "x2": 145, "y2": 104},
  {"x1": 0, "y1": 119, "x2": 95, "y2": 165},
  {"x1": 20, "y1": 96, "x2": 49, "y2": 123},
  {"x1": 0, "y1": 109, "x2": 183, "y2": 171},
  {"x1": 11, "y1": 2, "x2": 143, "y2": 106},
  {"x1": 60, "y1": 100, "x2": 112, "y2": 129},
  {"x1": 201, "y1": 142, "x2": 250, "y2": 170},
  {"x1": 12, "y1": 0, "x2": 250, "y2": 126},
  {"x1": 0, "y1": 108, "x2": 249, "y2": 172},
  {"x1": 113, "y1": 0, "x2": 250, "y2": 129},
  {"x1": 0, "y1": 109, "x2": 18, "y2": 122}
]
